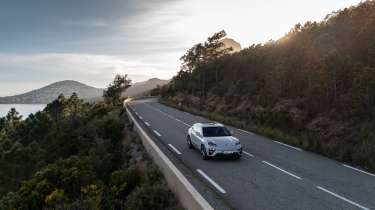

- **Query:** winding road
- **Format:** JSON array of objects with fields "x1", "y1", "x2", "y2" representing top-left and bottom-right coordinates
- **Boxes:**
[{"x1": 128, "y1": 99, "x2": 375, "y2": 210}]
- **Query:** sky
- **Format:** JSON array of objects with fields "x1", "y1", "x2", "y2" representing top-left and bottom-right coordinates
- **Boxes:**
[{"x1": 0, "y1": 0, "x2": 362, "y2": 96}]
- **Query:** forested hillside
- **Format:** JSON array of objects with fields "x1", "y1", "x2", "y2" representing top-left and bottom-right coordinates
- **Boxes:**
[
  {"x1": 0, "y1": 76, "x2": 179, "y2": 209},
  {"x1": 161, "y1": 1, "x2": 375, "y2": 171}
]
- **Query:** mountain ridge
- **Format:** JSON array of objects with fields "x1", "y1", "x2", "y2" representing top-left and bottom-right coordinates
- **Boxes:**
[
  {"x1": 0, "y1": 78, "x2": 170, "y2": 104},
  {"x1": 0, "y1": 80, "x2": 103, "y2": 104}
]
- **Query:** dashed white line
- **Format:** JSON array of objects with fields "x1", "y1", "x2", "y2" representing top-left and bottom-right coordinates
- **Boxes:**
[
  {"x1": 168, "y1": 144, "x2": 182, "y2": 155},
  {"x1": 238, "y1": 129, "x2": 255, "y2": 135},
  {"x1": 262, "y1": 161, "x2": 302, "y2": 180},
  {"x1": 178, "y1": 120, "x2": 192, "y2": 127},
  {"x1": 316, "y1": 186, "x2": 370, "y2": 210},
  {"x1": 145, "y1": 122, "x2": 150, "y2": 127},
  {"x1": 196, "y1": 169, "x2": 226, "y2": 194},
  {"x1": 343, "y1": 164, "x2": 375, "y2": 177},
  {"x1": 143, "y1": 103, "x2": 192, "y2": 127},
  {"x1": 153, "y1": 130, "x2": 162, "y2": 137},
  {"x1": 273, "y1": 141, "x2": 303, "y2": 151},
  {"x1": 243, "y1": 151, "x2": 254, "y2": 157}
]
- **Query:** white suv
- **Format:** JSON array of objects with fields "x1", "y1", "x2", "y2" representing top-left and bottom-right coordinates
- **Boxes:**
[{"x1": 187, "y1": 123, "x2": 242, "y2": 160}]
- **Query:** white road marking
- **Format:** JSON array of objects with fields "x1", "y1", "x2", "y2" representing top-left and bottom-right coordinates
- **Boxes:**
[
  {"x1": 125, "y1": 107, "x2": 215, "y2": 210},
  {"x1": 145, "y1": 122, "x2": 150, "y2": 127},
  {"x1": 316, "y1": 186, "x2": 370, "y2": 210},
  {"x1": 168, "y1": 144, "x2": 182, "y2": 155},
  {"x1": 153, "y1": 130, "x2": 162, "y2": 137},
  {"x1": 139, "y1": 116, "x2": 143, "y2": 120},
  {"x1": 180, "y1": 121, "x2": 191, "y2": 127},
  {"x1": 196, "y1": 169, "x2": 226, "y2": 194},
  {"x1": 143, "y1": 103, "x2": 192, "y2": 127},
  {"x1": 262, "y1": 161, "x2": 302, "y2": 180},
  {"x1": 243, "y1": 151, "x2": 254, "y2": 157},
  {"x1": 238, "y1": 129, "x2": 255, "y2": 135},
  {"x1": 343, "y1": 164, "x2": 375, "y2": 177},
  {"x1": 273, "y1": 141, "x2": 303, "y2": 151}
]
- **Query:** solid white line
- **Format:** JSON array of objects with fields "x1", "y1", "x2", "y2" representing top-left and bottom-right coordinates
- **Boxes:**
[
  {"x1": 168, "y1": 144, "x2": 182, "y2": 155},
  {"x1": 153, "y1": 130, "x2": 162, "y2": 137},
  {"x1": 262, "y1": 161, "x2": 302, "y2": 180},
  {"x1": 273, "y1": 141, "x2": 303, "y2": 151},
  {"x1": 196, "y1": 169, "x2": 226, "y2": 194},
  {"x1": 343, "y1": 164, "x2": 375, "y2": 177},
  {"x1": 145, "y1": 122, "x2": 150, "y2": 127},
  {"x1": 316, "y1": 186, "x2": 370, "y2": 210},
  {"x1": 238, "y1": 129, "x2": 254, "y2": 135},
  {"x1": 243, "y1": 151, "x2": 254, "y2": 157}
]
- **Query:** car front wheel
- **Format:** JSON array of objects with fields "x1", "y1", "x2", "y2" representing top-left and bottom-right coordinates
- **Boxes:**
[
  {"x1": 201, "y1": 145, "x2": 208, "y2": 160},
  {"x1": 234, "y1": 154, "x2": 241, "y2": 160},
  {"x1": 187, "y1": 136, "x2": 193, "y2": 149}
]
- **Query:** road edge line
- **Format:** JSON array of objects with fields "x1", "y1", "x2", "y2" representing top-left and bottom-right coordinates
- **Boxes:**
[
  {"x1": 342, "y1": 164, "x2": 375, "y2": 177},
  {"x1": 273, "y1": 140, "x2": 303, "y2": 151},
  {"x1": 126, "y1": 104, "x2": 214, "y2": 210},
  {"x1": 316, "y1": 186, "x2": 370, "y2": 210}
]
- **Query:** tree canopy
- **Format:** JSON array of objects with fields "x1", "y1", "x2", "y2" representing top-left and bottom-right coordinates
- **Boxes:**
[
  {"x1": 162, "y1": 1, "x2": 375, "y2": 171},
  {"x1": 103, "y1": 74, "x2": 132, "y2": 105},
  {"x1": 0, "y1": 76, "x2": 178, "y2": 209}
]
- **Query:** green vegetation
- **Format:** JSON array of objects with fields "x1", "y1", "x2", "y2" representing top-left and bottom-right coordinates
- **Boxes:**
[
  {"x1": 103, "y1": 74, "x2": 132, "y2": 105},
  {"x1": 160, "y1": 1, "x2": 375, "y2": 171},
  {"x1": 0, "y1": 75, "x2": 179, "y2": 210}
]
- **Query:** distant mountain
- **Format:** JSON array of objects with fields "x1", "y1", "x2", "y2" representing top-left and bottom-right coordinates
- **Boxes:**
[
  {"x1": 0, "y1": 78, "x2": 169, "y2": 104},
  {"x1": 0, "y1": 80, "x2": 103, "y2": 104},
  {"x1": 123, "y1": 78, "x2": 169, "y2": 97}
]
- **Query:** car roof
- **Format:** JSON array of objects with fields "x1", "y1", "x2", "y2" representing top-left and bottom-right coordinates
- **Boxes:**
[{"x1": 196, "y1": 122, "x2": 224, "y2": 127}]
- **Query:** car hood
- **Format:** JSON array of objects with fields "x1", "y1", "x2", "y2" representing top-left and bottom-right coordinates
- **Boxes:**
[{"x1": 205, "y1": 136, "x2": 239, "y2": 147}]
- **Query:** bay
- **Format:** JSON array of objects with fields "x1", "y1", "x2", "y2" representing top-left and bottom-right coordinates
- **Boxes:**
[{"x1": 0, "y1": 104, "x2": 46, "y2": 118}]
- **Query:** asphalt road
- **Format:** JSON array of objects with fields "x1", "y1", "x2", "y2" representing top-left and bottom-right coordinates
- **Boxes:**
[{"x1": 128, "y1": 99, "x2": 375, "y2": 210}]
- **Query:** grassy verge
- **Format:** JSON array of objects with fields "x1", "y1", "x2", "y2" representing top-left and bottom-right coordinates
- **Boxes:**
[
  {"x1": 160, "y1": 99, "x2": 375, "y2": 173},
  {"x1": 160, "y1": 99, "x2": 300, "y2": 146}
]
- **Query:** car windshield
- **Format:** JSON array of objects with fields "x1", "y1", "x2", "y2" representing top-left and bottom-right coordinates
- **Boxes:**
[{"x1": 202, "y1": 126, "x2": 231, "y2": 137}]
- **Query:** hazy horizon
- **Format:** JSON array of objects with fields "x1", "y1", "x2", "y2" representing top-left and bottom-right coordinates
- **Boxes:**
[{"x1": 0, "y1": 0, "x2": 362, "y2": 96}]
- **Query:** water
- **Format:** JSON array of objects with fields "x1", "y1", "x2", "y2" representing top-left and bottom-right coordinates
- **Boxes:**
[{"x1": 0, "y1": 104, "x2": 46, "y2": 118}]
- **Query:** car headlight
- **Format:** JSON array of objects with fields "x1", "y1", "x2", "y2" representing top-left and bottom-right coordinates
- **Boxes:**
[
  {"x1": 235, "y1": 141, "x2": 241, "y2": 145},
  {"x1": 208, "y1": 141, "x2": 217, "y2": 147}
]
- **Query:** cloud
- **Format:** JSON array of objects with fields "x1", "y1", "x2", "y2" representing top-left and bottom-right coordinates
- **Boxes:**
[
  {"x1": 60, "y1": 20, "x2": 109, "y2": 28},
  {"x1": 0, "y1": 53, "x2": 173, "y2": 96},
  {"x1": 0, "y1": 0, "x2": 363, "y2": 97}
]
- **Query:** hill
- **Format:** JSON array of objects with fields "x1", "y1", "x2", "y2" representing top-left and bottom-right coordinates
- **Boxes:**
[
  {"x1": 123, "y1": 78, "x2": 169, "y2": 97},
  {"x1": 0, "y1": 80, "x2": 103, "y2": 104},
  {"x1": 0, "y1": 78, "x2": 169, "y2": 104},
  {"x1": 161, "y1": 1, "x2": 375, "y2": 171}
]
